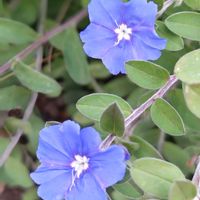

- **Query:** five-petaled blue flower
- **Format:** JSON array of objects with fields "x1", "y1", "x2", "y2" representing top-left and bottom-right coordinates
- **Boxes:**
[
  {"x1": 31, "y1": 120, "x2": 128, "y2": 200},
  {"x1": 80, "y1": 0, "x2": 166, "y2": 75}
]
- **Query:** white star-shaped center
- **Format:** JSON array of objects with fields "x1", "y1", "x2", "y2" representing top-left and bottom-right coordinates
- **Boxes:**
[{"x1": 114, "y1": 23, "x2": 132, "y2": 45}]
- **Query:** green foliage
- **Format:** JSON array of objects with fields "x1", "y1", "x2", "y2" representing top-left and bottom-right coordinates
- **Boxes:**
[
  {"x1": 76, "y1": 93, "x2": 132, "y2": 121},
  {"x1": 165, "y1": 12, "x2": 200, "y2": 41},
  {"x1": 100, "y1": 103, "x2": 125, "y2": 136},
  {"x1": 151, "y1": 98, "x2": 185, "y2": 136},
  {"x1": 131, "y1": 158, "x2": 185, "y2": 199},
  {"x1": 169, "y1": 180, "x2": 197, "y2": 200},
  {"x1": 126, "y1": 61, "x2": 169, "y2": 90},
  {"x1": 12, "y1": 62, "x2": 62, "y2": 97},
  {"x1": 0, "y1": 0, "x2": 200, "y2": 199}
]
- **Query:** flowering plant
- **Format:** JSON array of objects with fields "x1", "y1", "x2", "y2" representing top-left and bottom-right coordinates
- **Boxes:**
[{"x1": 0, "y1": 0, "x2": 200, "y2": 200}]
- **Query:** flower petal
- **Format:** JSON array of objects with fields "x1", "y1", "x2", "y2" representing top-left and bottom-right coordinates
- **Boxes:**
[
  {"x1": 67, "y1": 173, "x2": 107, "y2": 200},
  {"x1": 37, "y1": 172, "x2": 72, "y2": 200},
  {"x1": 88, "y1": 0, "x2": 122, "y2": 29},
  {"x1": 30, "y1": 164, "x2": 71, "y2": 184},
  {"x1": 39, "y1": 121, "x2": 81, "y2": 158},
  {"x1": 90, "y1": 145, "x2": 126, "y2": 188},
  {"x1": 125, "y1": 0, "x2": 157, "y2": 28},
  {"x1": 132, "y1": 36, "x2": 162, "y2": 61},
  {"x1": 136, "y1": 28, "x2": 166, "y2": 50},
  {"x1": 80, "y1": 23, "x2": 115, "y2": 43},
  {"x1": 80, "y1": 127, "x2": 102, "y2": 156},
  {"x1": 102, "y1": 41, "x2": 136, "y2": 75}
]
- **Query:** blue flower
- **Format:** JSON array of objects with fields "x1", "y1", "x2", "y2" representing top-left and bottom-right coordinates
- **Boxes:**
[
  {"x1": 80, "y1": 0, "x2": 166, "y2": 75},
  {"x1": 30, "y1": 120, "x2": 128, "y2": 200}
]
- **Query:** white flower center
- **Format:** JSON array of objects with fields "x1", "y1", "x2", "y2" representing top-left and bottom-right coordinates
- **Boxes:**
[
  {"x1": 70, "y1": 155, "x2": 89, "y2": 178},
  {"x1": 114, "y1": 23, "x2": 132, "y2": 45}
]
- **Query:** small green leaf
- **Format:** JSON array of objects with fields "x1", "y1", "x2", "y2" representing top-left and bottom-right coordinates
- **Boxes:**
[
  {"x1": 151, "y1": 98, "x2": 185, "y2": 136},
  {"x1": 131, "y1": 158, "x2": 185, "y2": 199},
  {"x1": 165, "y1": 12, "x2": 200, "y2": 41},
  {"x1": 63, "y1": 28, "x2": 91, "y2": 85},
  {"x1": 184, "y1": 0, "x2": 200, "y2": 10},
  {"x1": 0, "y1": 85, "x2": 30, "y2": 110},
  {"x1": 183, "y1": 84, "x2": 200, "y2": 118},
  {"x1": 174, "y1": 49, "x2": 200, "y2": 84},
  {"x1": 126, "y1": 61, "x2": 169, "y2": 90},
  {"x1": 0, "y1": 18, "x2": 37, "y2": 44},
  {"x1": 76, "y1": 93, "x2": 132, "y2": 121},
  {"x1": 4, "y1": 157, "x2": 33, "y2": 188},
  {"x1": 113, "y1": 181, "x2": 142, "y2": 199},
  {"x1": 130, "y1": 135, "x2": 162, "y2": 159},
  {"x1": 13, "y1": 62, "x2": 62, "y2": 97},
  {"x1": 100, "y1": 103, "x2": 125, "y2": 136},
  {"x1": 169, "y1": 180, "x2": 197, "y2": 200},
  {"x1": 156, "y1": 21, "x2": 184, "y2": 51}
]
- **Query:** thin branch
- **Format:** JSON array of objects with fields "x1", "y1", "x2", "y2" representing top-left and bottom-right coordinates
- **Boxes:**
[
  {"x1": 0, "y1": 0, "x2": 48, "y2": 167},
  {"x1": 125, "y1": 75, "x2": 178, "y2": 130},
  {"x1": 0, "y1": 8, "x2": 87, "y2": 75},
  {"x1": 157, "y1": 0, "x2": 175, "y2": 18}
]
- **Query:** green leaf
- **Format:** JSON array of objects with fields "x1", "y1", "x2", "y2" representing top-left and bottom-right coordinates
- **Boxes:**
[
  {"x1": 100, "y1": 103, "x2": 125, "y2": 136},
  {"x1": 156, "y1": 21, "x2": 184, "y2": 51},
  {"x1": 76, "y1": 93, "x2": 132, "y2": 121},
  {"x1": 4, "y1": 157, "x2": 33, "y2": 188},
  {"x1": 131, "y1": 158, "x2": 185, "y2": 199},
  {"x1": 126, "y1": 61, "x2": 169, "y2": 90},
  {"x1": 130, "y1": 135, "x2": 162, "y2": 159},
  {"x1": 174, "y1": 49, "x2": 200, "y2": 84},
  {"x1": 165, "y1": 12, "x2": 200, "y2": 41},
  {"x1": 167, "y1": 89, "x2": 200, "y2": 131},
  {"x1": 13, "y1": 62, "x2": 62, "y2": 97},
  {"x1": 0, "y1": 18, "x2": 37, "y2": 44},
  {"x1": 183, "y1": 84, "x2": 200, "y2": 118},
  {"x1": 169, "y1": 180, "x2": 197, "y2": 200},
  {"x1": 0, "y1": 85, "x2": 30, "y2": 110},
  {"x1": 113, "y1": 181, "x2": 142, "y2": 199},
  {"x1": 151, "y1": 98, "x2": 185, "y2": 136},
  {"x1": 63, "y1": 28, "x2": 91, "y2": 85},
  {"x1": 184, "y1": 0, "x2": 200, "y2": 10},
  {"x1": 163, "y1": 142, "x2": 191, "y2": 175}
]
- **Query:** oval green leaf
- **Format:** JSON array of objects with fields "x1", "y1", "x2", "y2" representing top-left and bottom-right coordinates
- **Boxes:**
[
  {"x1": 165, "y1": 12, "x2": 200, "y2": 41},
  {"x1": 184, "y1": 0, "x2": 200, "y2": 10},
  {"x1": 126, "y1": 61, "x2": 169, "y2": 90},
  {"x1": 76, "y1": 93, "x2": 132, "y2": 121},
  {"x1": 0, "y1": 18, "x2": 37, "y2": 44},
  {"x1": 175, "y1": 49, "x2": 200, "y2": 84},
  {"x1": 131, "y1": 158, "x2": 185, "y2": 199},
  {"x1": 0, "y1": 85, "x2": 30, "y2": 110},
  {"x1": 130, "y1": 135, "x2": 162, "y2": 159},
  {"x1": 63, "y1": 28, "x2": 91, "y2": 85},
  {"x1": 151, "y1": 98, "x2": 185, "y2": 136},
  {"x1": 184, "y1": 84, "x2": 200, "y2": 119},
  {"x1": 100, "y1": 103, "x2": 125, "y2": 136},
  {"x1": 13, "y1": 62, "x2": 62, "y2": 97},
  {"x1": 169, "y1": 180, "x2": 197, "y2": 200},
  {"x1": 156, "y1": 21, "x2": 184, "y2": 51}
]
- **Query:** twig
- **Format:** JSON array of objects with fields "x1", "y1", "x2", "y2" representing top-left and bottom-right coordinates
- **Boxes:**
[
  {"x1": 125, "y1": 75, "x2": 178, "y2": 130},
  {"x1": 0, "y1": 0, "x2": 48, "y2": 167},
  {"x1": 157, "y1": 0, "x2": 175, "y2": 18},
  {"x1": 0, "y1": 8, "x2": 87, "y2": 75}
]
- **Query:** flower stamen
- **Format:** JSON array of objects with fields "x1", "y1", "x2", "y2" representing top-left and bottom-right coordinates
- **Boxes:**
[
  {"x1": 70, "y1": 155, "x2": 89, "y2": 190},
  {"x1": 114, "y1": 23, "x2": 132, "y2": 46}
]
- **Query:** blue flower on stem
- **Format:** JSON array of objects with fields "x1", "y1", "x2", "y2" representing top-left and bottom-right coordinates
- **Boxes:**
[
  {"x1": 80, "y1": 0, "x2": 166, "y2": 75},
  {"x1": 31, "y1": 120, "x2": 128, "y2": 200}
]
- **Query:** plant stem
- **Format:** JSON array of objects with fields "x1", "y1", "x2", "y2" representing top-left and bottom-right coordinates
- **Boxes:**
[
  {"x1": 125, "y1": 75, "x2": 178, "y2": 130},
  {"x1": 0, "y1": 8, "x2": 87, "y2": 75},
  {"x1": 0, "y1": 0, "x2": 48, "y2": 167}
]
